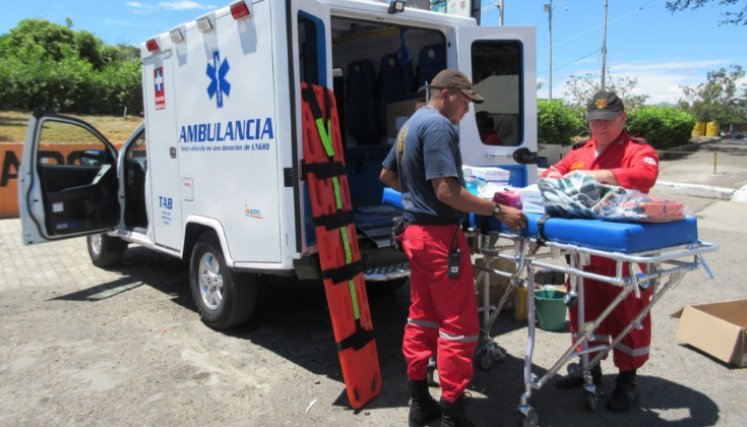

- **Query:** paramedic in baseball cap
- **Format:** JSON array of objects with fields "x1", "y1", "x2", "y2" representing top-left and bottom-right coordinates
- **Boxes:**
[
  {"x1": 542, "y1": 88, "x2": 660, "y2": 413},
  {"x1": 430, "y1": 69, "x2": 485, "y2": 103}
]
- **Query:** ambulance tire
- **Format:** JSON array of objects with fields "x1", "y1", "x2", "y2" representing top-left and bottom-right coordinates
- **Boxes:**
[
  {"x1": 190, "y1": 233, "x2": 258, "y2": 330},
  {"x1": 87, "y1": 233, "x2": 128, "y2": 268}
]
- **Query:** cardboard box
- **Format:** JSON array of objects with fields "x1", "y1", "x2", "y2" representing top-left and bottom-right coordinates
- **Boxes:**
[
  {"x1": 386, "y1": 99, "x2": 425, "y2": 138},
  {"x1": 675, "y1": 300, "x2": 747, "y2": 367}
]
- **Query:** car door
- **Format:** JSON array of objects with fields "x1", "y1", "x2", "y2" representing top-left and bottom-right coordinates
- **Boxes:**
[{"x1": 19, "y1": 113, "x2": 120, "y2": 244}]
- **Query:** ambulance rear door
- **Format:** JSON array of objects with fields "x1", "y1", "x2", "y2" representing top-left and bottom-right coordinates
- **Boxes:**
[
  {"x1": 142, "y1": 37, "x2": 183, "y2": 251},
  {"x1": 455, "y1": 26, "x2": 538, "y2": 187}
]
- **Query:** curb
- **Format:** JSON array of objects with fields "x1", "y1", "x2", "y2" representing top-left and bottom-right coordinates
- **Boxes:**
[{"x1": 654, "y1": 181, "x2": 736, "y2": 201}]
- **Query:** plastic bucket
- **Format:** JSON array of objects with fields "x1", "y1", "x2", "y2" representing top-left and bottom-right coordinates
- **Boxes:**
[
  {"x1": 534, "y1": 288, "x2": 567, "y2": 331},
  {"x1": 514, "y1": 286, "x2": 528, "y2": 320}
]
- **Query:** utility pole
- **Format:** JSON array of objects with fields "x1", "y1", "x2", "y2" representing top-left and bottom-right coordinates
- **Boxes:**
[
  {"x1": 601, "y1": 0, "x2": 608, "y2": 90},
  {"x1": 544, "y1": 1, "x2": 553, "y2": 100},
  {"x1": 499, "y1": 0, "x2": 504, "y2": 26}
]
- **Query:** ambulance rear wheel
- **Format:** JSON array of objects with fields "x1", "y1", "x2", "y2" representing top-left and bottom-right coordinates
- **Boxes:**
[
  {"x1": 190, "y1": 233, "x2": 258, "y2": 330},
  {"x1": 87, "y1": 233, "x2": 128, "y2": 268}
]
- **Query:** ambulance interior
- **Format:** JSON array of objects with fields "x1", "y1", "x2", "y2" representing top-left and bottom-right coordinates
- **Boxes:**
[{"x1": 298, "y1": 14, "x2": 523, "y2": 256}]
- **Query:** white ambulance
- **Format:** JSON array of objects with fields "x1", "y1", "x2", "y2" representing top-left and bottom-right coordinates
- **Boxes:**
[{"x1": 18, "y1": 0, "x2": 537, "y2": 330}]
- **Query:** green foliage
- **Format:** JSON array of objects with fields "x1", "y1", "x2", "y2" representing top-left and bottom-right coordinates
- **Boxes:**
[
  {"x1": 0, "y1": 18, "x2": 142, "y2": 115},
  {"x1": 666, "y1": 0, "x2": 746, "y2": 25},
  {"x1": 678, "y1": 65, "x2": 747, "y2": 127},
  {"x1": 537, "y1": 99, "x2": 584, "y2": 146},
  {"x1": 626, "y1": 106, "x2": 696, "y2": 148}
]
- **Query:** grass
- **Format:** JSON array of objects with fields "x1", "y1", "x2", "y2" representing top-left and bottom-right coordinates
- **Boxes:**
[{"x1": 0, "y1": 111, "x2": 143, "y2": 144}]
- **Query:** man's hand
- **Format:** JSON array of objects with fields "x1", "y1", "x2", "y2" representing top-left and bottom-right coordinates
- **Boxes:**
[{"x1": 496, "y1": 205, "x2": 527, "y2": 232}]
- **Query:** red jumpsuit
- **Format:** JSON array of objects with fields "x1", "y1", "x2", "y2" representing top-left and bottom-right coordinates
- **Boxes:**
[{"x1": 542, "y1": 131, "x2": 659, "y2": 371}]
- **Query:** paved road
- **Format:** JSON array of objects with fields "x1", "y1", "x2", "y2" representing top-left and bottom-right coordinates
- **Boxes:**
[{"x1": 1, "y1": 142, "x2": 746, "y2": 427}]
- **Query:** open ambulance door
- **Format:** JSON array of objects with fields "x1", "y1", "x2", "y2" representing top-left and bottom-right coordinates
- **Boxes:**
[
  {"x1": 19, "y1": 113, "x2": 120, "y2": 245},
  {"x1": 455, "y1": 26, "x2": 538, "y2": 186},
  {"x1": 290, "y1": 0, "x2": 331, "y2": 251}
]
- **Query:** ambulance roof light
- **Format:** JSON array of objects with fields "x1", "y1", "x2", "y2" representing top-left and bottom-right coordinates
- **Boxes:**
[
  {"x1": 145, "y1": 38, "x2": 160, "y2": 52},
  {"x1": 169, "y1": 28, "x2": 185, "y2": 43},
  {"x1": 230, "y1": 1, "x2": 251, "y2": 20},
  {"x1": 196, "y1": 16, "x2": 214, "y2": 32}
]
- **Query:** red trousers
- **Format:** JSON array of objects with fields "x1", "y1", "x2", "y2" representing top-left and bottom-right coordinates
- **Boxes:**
[
  {"x1": 401, "y1": 224, "x2": 479, "y2": 403},
  {"x1": 567, "y1": 257, "x2": 652, "y2": 371}
]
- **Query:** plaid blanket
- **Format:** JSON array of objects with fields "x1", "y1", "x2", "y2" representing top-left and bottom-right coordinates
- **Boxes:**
[{"x1": 538, "y1": 171, "x2": 684, "y2": 223}]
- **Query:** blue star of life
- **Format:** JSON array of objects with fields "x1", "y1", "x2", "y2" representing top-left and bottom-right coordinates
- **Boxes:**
[{"x1": 206, "y1": 51, "x2": 231, "y2": 108}]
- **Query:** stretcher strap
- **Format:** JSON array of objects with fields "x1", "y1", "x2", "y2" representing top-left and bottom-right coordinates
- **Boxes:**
[
  {"x1": 313, "y1": 210, "x2": 355, "y2": 230},
  {"x1": 321, "y1": 260, "x2": 364, "y2": 284},
  {"x1": 303, "y1": 161, "x2": 347, "y2": 179},
  {"x1": 337, "y1": 319, "x2": 376, "y2": 352},
  {"x1": 536, "y1": 214, "x2": 551, "y2": 246}
]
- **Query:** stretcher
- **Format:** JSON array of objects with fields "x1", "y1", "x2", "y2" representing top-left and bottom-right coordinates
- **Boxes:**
[
  {"x1": 470, "y1": 213, "x2": 718, "y2": 427},
  {"x1": 382, "y1": 188, "x2": 719, "y2": 426}
]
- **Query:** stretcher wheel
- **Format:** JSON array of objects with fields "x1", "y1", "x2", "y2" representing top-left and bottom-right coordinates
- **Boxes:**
[
  {"x1": 518, "y1": 406, "x2": 538, "y2": 427},
  {"x1": 583, "y1": 388, "x2": 599, "y2": 411}
]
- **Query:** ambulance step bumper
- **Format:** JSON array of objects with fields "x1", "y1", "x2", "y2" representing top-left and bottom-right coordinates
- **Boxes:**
[{"x1": 364, "y1": 262, "x2": 410, "y2": 282}]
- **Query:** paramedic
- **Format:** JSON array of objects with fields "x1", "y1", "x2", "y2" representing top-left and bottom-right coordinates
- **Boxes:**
[
  {"x1": 379, "y1": 69, "x2": 527, "y2": 427},
  {"x1": 543, "y1": 91, "x2": 659, "y2": 412}
]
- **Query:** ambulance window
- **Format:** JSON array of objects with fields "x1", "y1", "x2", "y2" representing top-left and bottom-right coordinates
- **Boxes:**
[
  {"x1": 470, "y1": 41, "x2": 523, "y2": 147},
  {"x1": 36, "y1": 120, "x2": 112, "y2": 166},
  {"x1": 298, "y1": 13, "x2": 326, "y2": 86}
]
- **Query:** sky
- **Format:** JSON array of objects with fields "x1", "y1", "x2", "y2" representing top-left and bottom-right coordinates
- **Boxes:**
[{"x1": 0, "y1": 0, "x2": 745, "y2": 105}]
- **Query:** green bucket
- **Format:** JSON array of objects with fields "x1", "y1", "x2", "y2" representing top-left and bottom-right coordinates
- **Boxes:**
[{"x1": 535, "y1": 288, "x2": 567, "y2": 331}]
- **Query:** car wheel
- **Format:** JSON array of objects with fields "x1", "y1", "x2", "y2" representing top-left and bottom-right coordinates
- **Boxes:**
[
  {"x1": 190, "y1": 232, "x2": 258, "y2": 330},
  {"x1": 87, "y1": 233, "x2": 128, "y2": 268}
]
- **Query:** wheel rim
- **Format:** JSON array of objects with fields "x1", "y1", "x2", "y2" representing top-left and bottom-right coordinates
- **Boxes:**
[
  {"x1": 198, "y1": 251, "x2": 224, "y2": 310},
  {"x1": 90, "y1": 234, "x2": 103, "y2": 256}
]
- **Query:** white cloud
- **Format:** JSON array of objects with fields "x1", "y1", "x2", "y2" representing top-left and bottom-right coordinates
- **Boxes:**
[
  {"x1": 126, "y1": 1, "x2": 144, "y2": 8},
  {"x1": 159, "y1": 1, "x2": 212, "y2": 10}
]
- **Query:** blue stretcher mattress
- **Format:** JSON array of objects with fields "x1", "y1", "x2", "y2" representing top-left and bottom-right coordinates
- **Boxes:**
[{"x1": 382, "y1": 187, "x2": 698, "y2": 253}]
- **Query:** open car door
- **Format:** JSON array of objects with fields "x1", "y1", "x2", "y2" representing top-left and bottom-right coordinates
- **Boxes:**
[{"x1": 19, "y1": 113, "x2": 120, "y2": 245}]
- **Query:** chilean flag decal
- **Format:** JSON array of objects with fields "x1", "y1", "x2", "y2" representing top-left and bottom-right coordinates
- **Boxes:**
[{"x1": 154, "y1": 67, "x2": 166, "y2": 110}]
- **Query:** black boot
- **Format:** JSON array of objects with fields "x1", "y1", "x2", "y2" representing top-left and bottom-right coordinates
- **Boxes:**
[
  {"x1": 555, "y1": 364, "x2": 602, "y2": 389},
  {"x1": 606, "y1": 369, "x2": 638, "y2": 412},
  {"x1": 408, "y1": 380, "x2": 441, "y2": 427},
  {"x1": 440, "y1": 396, "x2": 474, "y2": 427}
]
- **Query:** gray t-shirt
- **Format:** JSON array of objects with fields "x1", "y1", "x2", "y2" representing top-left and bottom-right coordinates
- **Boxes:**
[{"x1": 382, "y1": 106, "x2": 464, "y2": 224}]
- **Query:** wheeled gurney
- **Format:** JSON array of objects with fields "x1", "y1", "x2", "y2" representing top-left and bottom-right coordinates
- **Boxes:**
[{"x1": 382, "y1": 188, "x2": 718, "y2": 425}]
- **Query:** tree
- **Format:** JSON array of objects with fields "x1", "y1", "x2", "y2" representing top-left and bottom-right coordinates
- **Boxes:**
[
  {"x1": 666, "y1": 0, "x2": 747, "y2": 25},
  {"x1": 563, "y1": 73, "x2": 648, "y2": 112},
  {"x1": 678, "y1": 65, "x2": 747, "y2": 128}
]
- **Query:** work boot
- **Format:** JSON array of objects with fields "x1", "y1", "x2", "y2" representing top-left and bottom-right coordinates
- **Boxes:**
[
  {"x1": 408, "y1": 380, "x2": 441, "y2": 427},
  {"x1": 440, "y1": 396, "x2": 474, "y2": 427},
  {"x1": 555, "y1": 364, "x2": 602, "y2": 389},
  {"x1": 606, "y1": 369, "x2": 638, "y2": 412}
]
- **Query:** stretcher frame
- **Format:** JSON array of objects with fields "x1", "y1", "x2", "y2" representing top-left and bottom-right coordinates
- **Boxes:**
[{"x1": 469, "y1": 228, "x2": 718, "y2": 427}]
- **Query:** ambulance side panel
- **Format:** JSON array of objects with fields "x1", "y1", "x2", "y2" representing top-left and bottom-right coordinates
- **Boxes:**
[{"x1": 170, "y1": 3, "x2": 284, "y2": 265}]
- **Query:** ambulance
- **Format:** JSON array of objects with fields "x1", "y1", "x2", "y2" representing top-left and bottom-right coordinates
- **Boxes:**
[{"x1": 18, "y1": 0, "x2": 537, "y2": 330}]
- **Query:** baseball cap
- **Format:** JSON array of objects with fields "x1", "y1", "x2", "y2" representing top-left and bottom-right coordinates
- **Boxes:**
[
  {"x1": 430, "y1": 69, "x2": 485, "y2": 103},
  {"x1": 586, "y1": 91, "x2": 625, "y2": 120}
]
